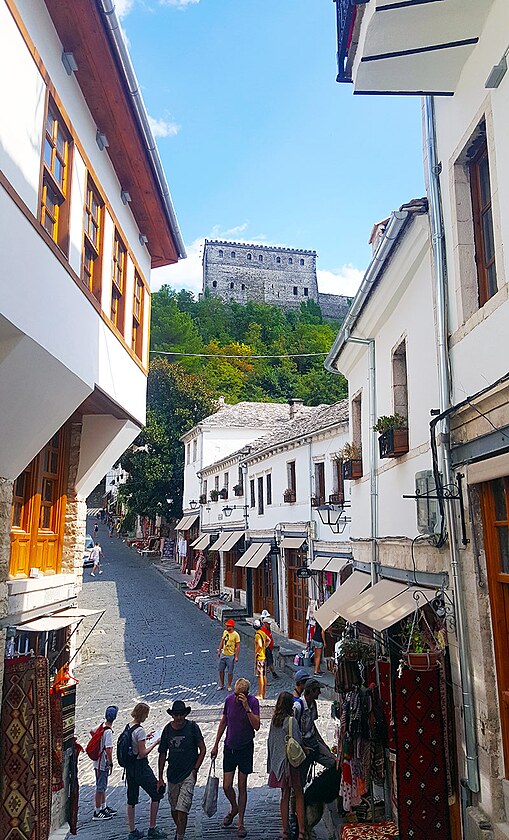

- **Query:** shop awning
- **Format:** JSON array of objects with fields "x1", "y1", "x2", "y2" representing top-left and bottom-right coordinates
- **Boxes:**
[
  {"x1": 313, "y1": 572, "x2": 371, "y2": 630},
  {"x1": 175, "y1": 513, "x2": 199, "y2": 531},
  {"x1": 281, "y1": 536, "x2": 306, "y2": 549},
  {"x1": 353, "y1": 584, "x2": 437, "y2": 632},
  {"x1": 309, "y1": 556, "x2": 331, "y2": 571},
  {"x1": 245, "y1": 542, "x2": 272, "y2": 568},
  {"x1": 191, "y1": 534, "x2": 210, "y2": 550},
  {"x1": 235, "y1": 543, "x2": 261, "y2": 567},
  {"x1": 339, "y1": 579, "x2": 408, "y2": 626},
  {"x1": 325, "y1": 557, "x2": 349, "y2": 573},
  {"x1": 221, "y1": 531, "x2": 245, "y2": 552},
  {"x1": 209, "y1": 531, "x2": 233, "y2": 552},
  {"x1": 17, "y1": 607, "x2": 102, "y2": 632}
]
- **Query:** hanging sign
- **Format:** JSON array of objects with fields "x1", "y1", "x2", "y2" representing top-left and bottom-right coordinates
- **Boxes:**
[{"x1": 296, "y1": 566, "x2": 313, "y2": 579}]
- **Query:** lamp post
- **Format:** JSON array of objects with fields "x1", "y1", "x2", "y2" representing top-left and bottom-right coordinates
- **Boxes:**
[
  {"x1": 316, "y1": 501, "x2": 351, "y2": 534},
  {"x1": 188, "y1": 499, "x2": 198, "y2": 510},
  {"x1": 222, "y1": 503, "x2": 251, "y2": 614}
]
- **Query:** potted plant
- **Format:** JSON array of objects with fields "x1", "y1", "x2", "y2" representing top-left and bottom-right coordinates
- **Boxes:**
[
  {"x1": 199, "y1": 493, "x2": 207, "y2": 505},
  {"x1": 340, "y1": 442, "x2": 363, "y2": 480},
  {"x1": 373, "y1": 414, "x2": 409, "y2": 458},
  {"x1": 283, "y1": 488, "x2": 296, "y2": 503},
  {"x1": 209, "y1": 489, "x2": 219, "y2": 502},
  {"x1": 401, "y1": 616, "x2": 442, "y2": 671},
  {"x1": 335, "y1": 636, "x2": 376, "y2": 663},
  {"x1": 219, "y1": 487, "x2": 228, "y2": 499},
  {"x1": 233, "y1": 483, "x2": 243, "y2": 497}
]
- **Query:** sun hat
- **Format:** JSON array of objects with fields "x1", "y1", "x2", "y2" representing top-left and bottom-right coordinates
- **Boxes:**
[
  {"x1": 167, "y1": 700, "x2": 191, "y2": 716},
  {"x1": 105, "y1": 705, "x2": 119, "y2": 722},
  {"x1": 225, "y1": 619, "x2": 235, "y2": 627},
  {"x1": 294, "y1": 668, "x2": 310, "y2": 685},
  {"x1": 304, "y1": 679, "x2": 321, "y2": 692},
  {"x1": 253, "y1": 618, "x2": 262, "y2": 630},
  {"x1": 260, "y1": 610, "x2": 271, "y2": 620}
]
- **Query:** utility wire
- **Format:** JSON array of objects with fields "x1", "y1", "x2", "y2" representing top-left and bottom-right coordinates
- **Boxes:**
[{"x1": 150, "y1": 350, "x2": 328, "y2": 359}]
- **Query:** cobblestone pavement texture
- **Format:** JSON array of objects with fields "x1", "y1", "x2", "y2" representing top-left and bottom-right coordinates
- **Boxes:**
[{"x1": 74, "y1": 521, "x2": 336, "y2": 840}]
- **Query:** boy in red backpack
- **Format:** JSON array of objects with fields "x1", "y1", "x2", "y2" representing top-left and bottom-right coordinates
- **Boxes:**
[{"x1": 89, "y1": 705, "x2": 119, "y2": 820}]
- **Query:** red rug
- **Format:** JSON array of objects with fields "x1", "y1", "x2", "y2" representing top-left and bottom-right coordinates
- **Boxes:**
[
  {"x1": 394, "y1": 667, "x2": 451, "y2": 839},
  {"x1": 50, "y1": 689, "x2": 64, "y2": 792},
  {"x1": 342, "y1": 822, "x2": 398, "y2": 838},
  {"x1": 0, "y1": 656, "x2": 52, "y2": 840}
]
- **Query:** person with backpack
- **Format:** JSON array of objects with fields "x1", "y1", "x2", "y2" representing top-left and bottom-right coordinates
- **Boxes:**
[
  {"x1": 119, "y1": 702, "x2": 166, "y2": 840},
  {"x1": 260, "y1": 612, "x2": 279, "y2": 682},
  {"x1": 217, "y1": 618, "x2": 241, "y2": 692},
  {"x1": 293, "y1": 680, "x2": 335, "y2": 779},
  {"x1": 87, "y1": 705, "x2": 119, "y2": 821},
  {"x1": 157, "y1": 700, "x2": 206, "y2": 840},
  {"x1": 253, "y1": 619, "x2": 268, "y2": 700},
  {"x1": 267, "y1": 692, "x2": 305, "y2": 840}
]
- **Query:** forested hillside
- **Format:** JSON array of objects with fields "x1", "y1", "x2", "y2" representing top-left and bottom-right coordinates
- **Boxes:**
[{"x1": 150, "y1": 287, "x2": 348, "y2": 405}]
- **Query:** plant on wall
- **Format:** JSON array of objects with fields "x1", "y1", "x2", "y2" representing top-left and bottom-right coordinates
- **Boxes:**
[
  {"x1": 373, "y1": 413, "x2": 408, "y2": 434},
  {"x1": 341, "y1": 442, "x2": 361, "y2": 460}
]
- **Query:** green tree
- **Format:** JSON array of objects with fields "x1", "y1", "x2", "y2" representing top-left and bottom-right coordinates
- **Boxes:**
[{"x1": 118, "y1": 359, "x2": 216, "y2": 520}]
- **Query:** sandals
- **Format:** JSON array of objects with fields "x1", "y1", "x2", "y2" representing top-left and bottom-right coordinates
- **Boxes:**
[
  {"x1": 223, "y1": 811, "x2": 238, "y2": 828},
  {"x1": 237, "y1": 829, "x2": 247, "y2": 839}
]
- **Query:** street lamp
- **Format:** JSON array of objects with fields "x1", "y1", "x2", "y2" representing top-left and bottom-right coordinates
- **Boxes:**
[
  {"x1": 222, "y1": 504, "x2": 249, "y2": 531},
  {"x1": 316, "y1": 502, "x2": 351, "y2": 534},
  {"x1": 189, "y1": 499, "x2": 198, "y2": 510}
]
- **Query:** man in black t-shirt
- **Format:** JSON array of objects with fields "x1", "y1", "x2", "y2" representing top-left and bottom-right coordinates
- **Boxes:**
[{"x1": 157, "y1": 701, "x2": 206, "y2": 840}]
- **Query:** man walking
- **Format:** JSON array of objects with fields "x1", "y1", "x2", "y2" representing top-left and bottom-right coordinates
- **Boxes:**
[
  {"x1": 260, "y1": 612, "x2": 279, "y2": 681},
  {"x1": 90, "y1": 542, "x2": 104, "y2": 576},
  {"x1": 211, "y1": 678, "x2": 260, "y2": 839},
  {"x1": 91, "y1": 705, "x2": 118, "y2": 820},
  {"x1": 293, "y1": 669, "x2": 310, "y2": 699},
  {"x1": 293, "y1": 679, "x2": 335, "y2": 775},
  {"x1": 252, "y1": 619, "x2": 267, "y2": 700},
  {"x1": 218, "y1": 619, "x2": 241, "y2": 691},
  {"x1": 158, "y1": 701, "x2": 206, "y2": 840},
  {"x1": 125, "y1": 702, "x2": 166, "y2": 840}
]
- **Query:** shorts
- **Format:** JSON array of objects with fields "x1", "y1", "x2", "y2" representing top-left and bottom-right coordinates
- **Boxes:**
[
  {"x1": 255, "y1": 659, "x2": 266, "y2": 677},
  {"x1": 311, "y1": 639, "x2": 323, "y2": 650},
  {"x1": 126, "y1": 758, "x2": 165, "y2": 807},
  {"x1": 168, "y1": 772, "x2": 196, "y2": 814},
  {"x1": 268, "y1": 764, "x2": 302, "y2": 790},
  {"x1": 223, "y1": 742, "x2": 254, "y2": 776},
  {"x1": 95, "y1": 768, "x2": 108, "y2": 793},
  {"x1": 219, "y1": 654, "x2": 236, "y2": 675},
  {"x1": 265, "y1": 647, "x2": 274, "y2": 667}
]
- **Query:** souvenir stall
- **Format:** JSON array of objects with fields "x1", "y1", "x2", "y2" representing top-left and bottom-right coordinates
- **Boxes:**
[{"x1": 314, "y1": 569, "x2": 456, "y2": 840}]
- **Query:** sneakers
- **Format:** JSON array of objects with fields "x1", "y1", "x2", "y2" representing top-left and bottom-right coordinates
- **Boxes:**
[
  {"x1": 92, "y1": 810, "x2": 112, "y2": 821},
  {"x1": 90, "y1": 573, "x2": 95, "y2": 577},
  {"x1": 104, "y1": 806, "x2": 117, "y2": 816},
  {"x1": 147, "y1": 829, "x2": 168, "y2": 839},
  {"x1": 128, "y1": 831, "x2": 144, "y2": 840},
  {"x1": 99, "y1": 571, "x2": 103, "y2": 574}
]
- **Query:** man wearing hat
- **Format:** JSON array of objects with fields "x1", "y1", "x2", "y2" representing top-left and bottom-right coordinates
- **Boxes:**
[
  {"x1": 91, "y1": 704, "x2": 119, "y2": 820},
  {"x1": 294, "y1": 680, "x2": 336, "y2": 775},
  {"x1": 158, "y1": 701, "x2": 206, "y2": 840},
  {"x1": 293, "y1": 668, "x2": 310, "y2": 699},
  {"x1": 260, "y1": 611, "x2": 279, "y2": 682},
  {"x1": 217, "y1": 618, "x2": 241, "y2": 692}
]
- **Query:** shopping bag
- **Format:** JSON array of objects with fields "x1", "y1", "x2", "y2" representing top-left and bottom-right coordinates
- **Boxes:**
[{"x1": 202, "y1": 759, "x2": 219, "y2": 817}]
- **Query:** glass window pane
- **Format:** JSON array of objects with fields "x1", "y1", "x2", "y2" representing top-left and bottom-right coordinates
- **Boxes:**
[
  {"x1": 44, "y1": 140, "x2": 53, "y2": 168},
  {"x1": 41, "y1": 505, "x2": 51, "y2": 529},
  {"x1": 12, "y1": 501, "x2": 22, "y2": 528},
  {"x1": 50, "y1": 452, "x2": 58, "y2": 474},
  {"x1": 14, "y1": 473, "x2": 26, "y2": 498},
  {"x1": 497, "y1": 525, "x2": 509, "y2": 574},
  {"x1": 479, "y1": 155, "x2": 491, "y2": 207},
  {"x1": 46, "y1": 112, "x2": 55, "y2": 135},
  {"x1": 482, "y1": 208, "x2": 496, "y2": 265},
  {"x1": 43, "y1": 478, "x2": 54, "y2": 503},
  {"x1": 488, "y1": 263, "x2": 498, "y2": 298},
  {"x1": 54, "y1": 157, "x2": 63, "y2": 186},
  {"x1": 56, "y1": 128, "x2": 65, "y2": 157},
  {"x1": 493, "y1": 479, "x2": 507, "y2": 522}
]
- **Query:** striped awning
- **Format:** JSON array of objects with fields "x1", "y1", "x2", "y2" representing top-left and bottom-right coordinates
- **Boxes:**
[
  {"x1": 281, "y1": 536, "x2": 306, "y2": 549},
  {"x1": 191, "y1": 534, "x2": 211, "y2": 550},
  {"x1": 209, "y1": 532, "x2": 234, "y2": 552},
  {"x1": 221, "y1": 531, "x2": 245, "y2": 552},
  {"x1": 244, "y1": 542, "x2": 272, "y2": 568},
  {"x1": 309, "y1": 556, "x2": 348, "y2": 573},
  {"x1": 175, "y1": 513, "x2": 199, "y2": 531},
  {"x1": 309, "y1": 556, "x2": 331, "y2": 571},
  {"x1": 339, "y1": 580, "x2": 436, "y2": 632},
  {"x1": 313, "y1": 572, "x2": 371, "y2": 630}
]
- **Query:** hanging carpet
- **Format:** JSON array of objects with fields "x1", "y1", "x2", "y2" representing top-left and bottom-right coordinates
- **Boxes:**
[
  {"x1": 0, "y1": 656, "x2": 52, "y2": 840},
  {"x1": 50, "y1": 689, "x2": 64, "y2": 792},
  {"x1": 394, "y1": 666, "x2": 451, "y2": 839},
  {"x1": 341, "y1": 822, "x2": 399, "y2": 838}
]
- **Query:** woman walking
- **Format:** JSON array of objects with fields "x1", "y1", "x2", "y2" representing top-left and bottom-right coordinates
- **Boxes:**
[{"x1": 267, "y1": 692, "x2": 305, "y2": 840}]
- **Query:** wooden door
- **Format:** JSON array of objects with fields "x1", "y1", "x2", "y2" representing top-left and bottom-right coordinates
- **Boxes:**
[
  {"x1": 481, "y1": 477, "x2": 509, "y2": 775},
  {"x1": 253, "y1": 559, "x2": 274, "y2": 616},
  {"x1": 287, "y1": 549, "x2": 308, "y2": 642}
]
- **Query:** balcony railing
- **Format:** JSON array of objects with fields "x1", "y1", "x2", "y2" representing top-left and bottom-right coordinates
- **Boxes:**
[{"x1": 334, "y1": 0, "x2": 369, "y2": 83}]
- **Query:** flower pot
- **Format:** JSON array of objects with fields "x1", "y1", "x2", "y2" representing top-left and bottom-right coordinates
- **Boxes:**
[
  {"x1": 233, "y1": 485, "x2": 243, "y2": 497},
  {"x1": 341, "y1": 459, "x2": 363, "y2": 480},
  {"x1": 199, "y1": 494, "x2": 207, "y2": 505},
  {"x1": 283, "y1": 490, "x2": 296, "y2": 503},
  {"x1": 378, "y1": 428, "x2": 409, "y2": 459},
  {"x1": 209, "y1": 492, "x2": 219, "y2": 502},
  {"x1": 404, "y1": 650, "x2": 441, "y2": 671},
  {"x1": 311, "y1": 496, "x2": 325, "y2": 508},
  {"x1": 219, "y1": 489, "x2": 228, "y2": 499}
]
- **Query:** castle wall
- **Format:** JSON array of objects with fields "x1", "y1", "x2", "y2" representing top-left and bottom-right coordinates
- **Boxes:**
[{"x1": 318, "y1": 292, "x2": 352, "y2": 323}]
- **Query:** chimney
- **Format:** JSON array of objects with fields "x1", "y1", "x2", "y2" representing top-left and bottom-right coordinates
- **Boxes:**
[{"x1": 289, "y1": 398, "x2": 304, "y2": 419}]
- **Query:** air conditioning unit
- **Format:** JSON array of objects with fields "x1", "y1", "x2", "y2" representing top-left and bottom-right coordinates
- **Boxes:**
[{"x1": 415, "y1": 470, "x2": 443, "y2": 536}]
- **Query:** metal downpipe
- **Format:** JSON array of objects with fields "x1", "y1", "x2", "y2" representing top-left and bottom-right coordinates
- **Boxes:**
[{"x1": 425, "y1": 95, "x2": 479, "y2": 793}]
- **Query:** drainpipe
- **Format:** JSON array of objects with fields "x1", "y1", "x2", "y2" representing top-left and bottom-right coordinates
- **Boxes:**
[
  {"x1": 343, "y1": 336, "x2": 378, "y2": 586},
  {"x1": 240, "y1": 461, "x2": 253, "y2": 617},
  {"x1": 425, "y1": 96, "x2": 479, "y2": 794}
]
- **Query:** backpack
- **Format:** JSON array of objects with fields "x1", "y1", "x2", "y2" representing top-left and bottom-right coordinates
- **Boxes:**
[
  {"x1": 286, "y1": 716, "x2": 306, "y2": 768},
  {"x1": 117, "y1": 723, "x2": 141, "y2": 768},
  {"x1": 86, "y1": 724, "x2": 106, "y2": 761}
]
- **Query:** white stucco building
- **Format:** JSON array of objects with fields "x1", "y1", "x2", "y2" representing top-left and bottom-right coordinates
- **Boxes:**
[{"x1": 0, "y1": 0, "x2": 184, "y2": 832}]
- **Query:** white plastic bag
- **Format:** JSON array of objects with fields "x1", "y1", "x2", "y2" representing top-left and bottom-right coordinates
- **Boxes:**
[{"x1": 202, "y1": 759, "x2": 219, "y2": 818}]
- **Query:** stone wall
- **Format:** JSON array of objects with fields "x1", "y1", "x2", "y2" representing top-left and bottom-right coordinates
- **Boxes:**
[
  {"x1": 61, "y1": 420, "x2": 87, "y2": 587},
  {"x1": 203, "y1": 240, "x2": 319, "y2": 310},
  {"x1": 317, "y1": 292, "x2": 352, "y2": 323}
]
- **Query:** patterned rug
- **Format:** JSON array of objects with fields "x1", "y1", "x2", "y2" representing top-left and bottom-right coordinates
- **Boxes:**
[
  {"x1": 50, "y1": 689, "x2": 64, "y2": 792},
  {"x1": 394, "y1": 667, "x2": 451, "y2": 839},
  {"x1": 0, "y1": 656, "x2": 52, "y2": 840},
  {"x1": 342, "y1": 822, "x2": 399, "y2": 838}
]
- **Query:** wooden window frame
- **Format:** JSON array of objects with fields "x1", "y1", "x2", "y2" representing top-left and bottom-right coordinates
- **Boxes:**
[
  {"x1": 257, "y1": 476, "x2": 264, "y2": 516},
  {"x1": 287, "y1": 460, "x2": 296, "y2": 493},
  {"x1": 82, "y1": 176, "x2": 103, "y2": 301},
  {"x1": 132, "y1": 271, "x2": 144, "y2": 359},
  {"x1": 469, "y1": 132, "x2": 497, "y2": 307},
  {"x1": 111, "y1": 230, "x2": 127, "y2": 333},
  {"x1": 40, "y1": 97, "x2": 72, "y2": 254},
  {"x1": 250, "y1": 479, "x2": 255, "y2": 509},
  {"x1": 266, "y1": 473, "x2": 272, "y2": 506},
  {"x1": 314, "y1": 462, "x2": 325, "y2": 506}
]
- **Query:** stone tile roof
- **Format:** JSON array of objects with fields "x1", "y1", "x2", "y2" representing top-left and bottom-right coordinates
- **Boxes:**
[
  {"x1": 245, "y1": 400, "x2": 349, "y2": 458},
  {"x1": 199, "y1": 401, "x2": 316, "y2": 429}
]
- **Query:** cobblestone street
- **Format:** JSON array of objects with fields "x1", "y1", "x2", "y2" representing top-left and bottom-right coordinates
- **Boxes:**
[{"x1": 74, "y1": 522, "x2": 335, "y2": 840}]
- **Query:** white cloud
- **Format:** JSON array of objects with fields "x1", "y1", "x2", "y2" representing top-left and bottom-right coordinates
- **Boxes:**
[
  {"x1": 114, "y1": 0, "x2": 134, "y2": 19},
  {"x1": 317, "y1": 264, "x2": 364, "y2": 297},
  {"x1": 147, "y1": 115, "x2": 180, "y2": 138},
  {"x1": 152, "y1": 237, "x2": 204, "y2": 295},
  {"x1": 159, "y1": 0, "x2": 200, "y2": 7}
]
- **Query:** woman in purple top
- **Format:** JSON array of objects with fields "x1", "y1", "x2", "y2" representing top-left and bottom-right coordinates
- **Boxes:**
[{"x1": 211, "y1": 678, "x2": 260, "y2": 839}]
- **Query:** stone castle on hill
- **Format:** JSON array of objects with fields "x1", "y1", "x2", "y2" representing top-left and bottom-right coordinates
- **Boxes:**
[{"x1": 202, "y1": 239, "x2": 352, "y2": 322}]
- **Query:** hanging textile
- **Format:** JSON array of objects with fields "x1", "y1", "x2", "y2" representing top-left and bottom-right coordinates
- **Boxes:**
[
  {"x1": 394, "y1": 666, "x2": 451, "y2": 839},
  {"x1": 341, "y1": 822, "x2": 398, "y2": 838},
  {"x1": 66, "y1": 738, "x2": 83, "y2": 835},
  {"x1": 0, "y1": 656, "x2": 52, "y2": 840},
  {"x1": 50, "y1": 688, "x2": 64, "y2": 792}
]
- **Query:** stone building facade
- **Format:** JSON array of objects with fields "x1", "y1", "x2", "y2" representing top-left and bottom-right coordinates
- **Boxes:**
[{"x1": 202, "y1": 240, "x2": 351, "y2": 321}]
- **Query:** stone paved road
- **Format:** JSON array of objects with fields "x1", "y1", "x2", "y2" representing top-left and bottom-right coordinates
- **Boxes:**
[{"x1": 74, "y1": 520, "x2": 336, "y2": 840}]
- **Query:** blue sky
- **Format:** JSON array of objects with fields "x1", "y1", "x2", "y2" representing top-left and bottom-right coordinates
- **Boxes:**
[{"x1": 118, "y1": 0, "x2": 425, "y2": 296}]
